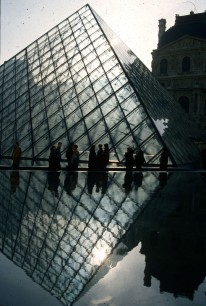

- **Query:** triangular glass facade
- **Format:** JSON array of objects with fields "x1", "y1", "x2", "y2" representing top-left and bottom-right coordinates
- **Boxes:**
[{"x1": 0, "y1": 4, "x2": 206, "y2": 167}]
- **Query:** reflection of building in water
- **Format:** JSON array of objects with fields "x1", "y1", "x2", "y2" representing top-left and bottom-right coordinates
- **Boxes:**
[
  {"x1": 1, "y1": 169, "x2": 206, "y2": 303},
  {"x1": 47, "y1": 171, "x2": 61, "y2": 197},
  {"x1": 10, "y1": 171, "x2": 20, "y2": 193},
  {"x1": 121, "y1": 172, "x2": 206, "y2": 301},
  {"x1": 0, "y1": 170, "x2": 160, "y2": 306}
]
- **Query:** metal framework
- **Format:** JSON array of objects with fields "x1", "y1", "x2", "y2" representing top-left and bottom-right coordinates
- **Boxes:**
[{"x1": 0, "y1": 4, "x2": 205, "y2": 167}]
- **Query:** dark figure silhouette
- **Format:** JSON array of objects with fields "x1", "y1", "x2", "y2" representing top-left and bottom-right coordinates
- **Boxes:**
[
  {"x1": 97, "y1": 144, "x2": 105, "y2": 171},
  {"x1": 10, "y1": 171, "x2": 20, "y2": 193},
  {"x1": 122, "y1": 171, "x2": 133, "y2": 193},
  {"x1": 88, "y1": 145, "x2": 97, "y2": 171},
  {"x1": 134, "y1": 147, "x2": 145, "y2": 170},
  {"x1": 55, "y1": 142, "x2": 62, "y2": 170},
  {"x1": 71, "y1": 145, "x2": 79, "y2": 171},
  {"x1": 11, "y1": 142, "x2": 21, "y2": 169},
  {"x1": 96, "y1": 171, "x2": 108, "y2": 194},
  {"x1": 66, "y1": 143, "x2": 74, "y2": 170},
  {"x1": 49, "y1": 145, "x2": 57, "y2": 170},
  {"x1": 64, "y1": 171, "x2": 78, "y2": 195},
  {"x1": 87, "y1": 171, "x2": 97, "y2": 194},
  {"x1": 103, "y1": 143, "x2": 110, "y2": 170},
  {"x1": 47, "y1": 171, "x2": 60, "y2": 197},
  {"x1": 159, "y1": 147, "x2": 168, "y2": 170},
  {"x1": 159, "y1": 172, "x2": 168, "y2": 188},
  {"x1": 133, "y1": 171, "x2": 143, "y2": 190},
  {"x1": 124, "y1": 147, "x2": 134, "y2": 170}
]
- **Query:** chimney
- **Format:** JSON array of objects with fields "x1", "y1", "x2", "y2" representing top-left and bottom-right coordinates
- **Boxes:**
[{"x1": 158, "y1": 19, "x2": 166, "y2": 43}]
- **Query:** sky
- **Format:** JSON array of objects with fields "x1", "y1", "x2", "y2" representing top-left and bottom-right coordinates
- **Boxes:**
[{"x1": 1, "y1": 0, "x2": 206, "y2": 70}]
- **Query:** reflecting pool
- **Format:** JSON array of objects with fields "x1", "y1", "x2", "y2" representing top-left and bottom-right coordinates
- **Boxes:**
[{"x1": 0, "y1": 170, "x2": 206, "y2": 306}]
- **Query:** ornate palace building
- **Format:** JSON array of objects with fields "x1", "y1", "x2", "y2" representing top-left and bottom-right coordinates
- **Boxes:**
[{"x1": 152, "y1": 11, "x2": 206, "y2": 130}]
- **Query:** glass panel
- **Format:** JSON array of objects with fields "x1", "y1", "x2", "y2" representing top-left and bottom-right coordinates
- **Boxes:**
[
  {"x1": 0, "y1": 4, "x2": 204, "y2": 167},
  {"x1": 101, "y1": 95, "x2": 118, "y2": 117},
  {"x1": 84, "y1": 108, "x2": 102, "y2": 129},
  {"x1": 81, "y1": 96, "x2": 98, "y2": 116},
  {"x1": 96, "y1": 84, "x2": 113, "y2": 102}
]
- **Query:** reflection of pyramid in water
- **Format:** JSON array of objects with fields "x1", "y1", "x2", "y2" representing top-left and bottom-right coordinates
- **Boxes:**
[
  {"x1": 0, "y1": 170, "x2": 160, "y2": 306},
  {"x1": 0, "y1": 4, "x2": 205, "y2": 166}
]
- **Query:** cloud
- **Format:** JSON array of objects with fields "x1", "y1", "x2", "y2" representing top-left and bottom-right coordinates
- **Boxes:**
[{"x1": 91, "y1": 295, "x2": 113, "y2": 305}]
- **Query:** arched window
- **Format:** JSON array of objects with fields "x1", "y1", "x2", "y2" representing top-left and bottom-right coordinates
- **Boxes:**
[
  {"x1": 182, "y1": 56, "x2": 190, "y2": 72},
  {"x1": 160, "y1": 59, "x2": 168, "y2": 75},
  {"x1": 178, "y1": 96, "x2": 189, "y2": 113}
]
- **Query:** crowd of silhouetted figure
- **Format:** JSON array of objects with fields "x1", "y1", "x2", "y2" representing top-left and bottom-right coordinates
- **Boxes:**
[
  {"x1": 47, "y1": 167, "x2": 168, "y2": 197},
  {"x1": 48, "y1": 142, "x2": 170, "y2": 172},
  {"x1": 49, "y1": 142, "x2": 110, "y2": 171},
  {"x1": 7, "y1": 141, "x2": 206, "y2": 172},
  {"x1": 46, "y1": 143, "x2": 169, "y2": 196},
  {"x1": 124, "y1": 146, "x2": 169, "y2": 171}
]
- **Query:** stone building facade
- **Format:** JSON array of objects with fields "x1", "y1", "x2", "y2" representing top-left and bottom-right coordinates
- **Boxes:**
[{"x1": 152, "y1": 11, "x2": 206, "y2": 130}]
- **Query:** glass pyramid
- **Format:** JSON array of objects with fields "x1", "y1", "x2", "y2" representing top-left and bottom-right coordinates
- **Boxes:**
[{"x1": 0, "y1": 4, "x2": 205, "y2": 167}]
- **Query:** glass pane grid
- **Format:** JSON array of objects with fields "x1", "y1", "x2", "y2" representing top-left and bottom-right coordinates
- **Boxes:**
[{"x1": 0, "y1": 4, "x2": 201, "y2": 166}]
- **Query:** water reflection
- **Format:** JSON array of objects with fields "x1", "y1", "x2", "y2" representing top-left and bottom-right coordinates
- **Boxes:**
[
  {"x1": 47, "y1": 171, "x2": 61, "y2": 197},
  {"x1": 121, "y1": 172, "x2": 206, "y2": 302},
  {"x1": 64, "y1": 172, "x2": 78, "y2": 196},
  {"x1": 86, "y1": 171, "x2": 108, "y2": 195},
  {"x1": 10, "y1": 170, "x2": 20, "y2": 193},
  {"x1": 0, "y1": 171, "x2": 205, "y2": 305}
]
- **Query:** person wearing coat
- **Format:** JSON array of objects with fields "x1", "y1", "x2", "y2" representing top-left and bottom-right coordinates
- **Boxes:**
[
  {"x1": 160, "y1": 147, "x2": 169, "y2": 170},
  {"x1": 12, "y1": 142, "x2": 22, "y2": 169},
  {"x1": 88, "y1": 145, "x2": 97, "y2": 171},
  {"x1": 55, "y1": 142, "x2": 62, "y2": 170},
  {"x1": 124, "y1": 147, "x2": 134, "y2": 171},
  {"x1": 134, "y1": 147, "x2": 145, "y2": 170},
  {"x1": 71, "y1": 145, "x2": 79, "y2": 171}
]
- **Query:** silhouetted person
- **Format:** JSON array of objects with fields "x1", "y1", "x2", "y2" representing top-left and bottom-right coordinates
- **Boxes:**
[
  {"x1": 71, "y1": 145, "x2": 79, "y2": 171},
  {"x1": 103, "y1": 143, "x2": 110, "y2": 170},
  {"x1": 124, "y1": 147, "x2": 134, "y2": 170},
  {"x1": 88, "y1": 145, "x2": 97, "y2": 171},
  {"x1": 122, "y1": 171, "x2": 133, "y2": 193},
  {"x1": 11, "y1": 142, "x2": 21, "y2": 169},
  {"x1": 97, "y1": 144, "x2": 104, "y2": 171},
  {"x1": 159, "y1": 172, "x2": 168, "y2": 188},
  {"x1": 101, "y1": 172, "x2": 108, "y2": 194},
  {"x1": 55, "y1": 142, "x2": 62, "y2": 170},
  {"x1": 47, "y1": 171, "x2": 60, "y2": 197},
  {"x1": 10, "y1": 171, "x2": 20, "y2": 193},
  {"x1": 133, "y1": 171, "x2": 143, "y2": 190},
  {"x1": 87, "y1": 171, "x2": 97, "y2": 194},
  {"x1": 49, "y1": 145, "x2": 57, "y2": 170},
  {"x1": 159, "y1": 147, "x2": 168, "y2": 170},
  {"x1": 66, "y1": 143, "x2": 74, "y2": 170},
  {"x1": 64, "y1": 171, "x2": 78, "y2": 195},
  {"x1": 134, "y1": 147, "x2": 145, "y2": 170},
  {"x1": 96, "y1": 171, "x2": 108, "y2": 194}
]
